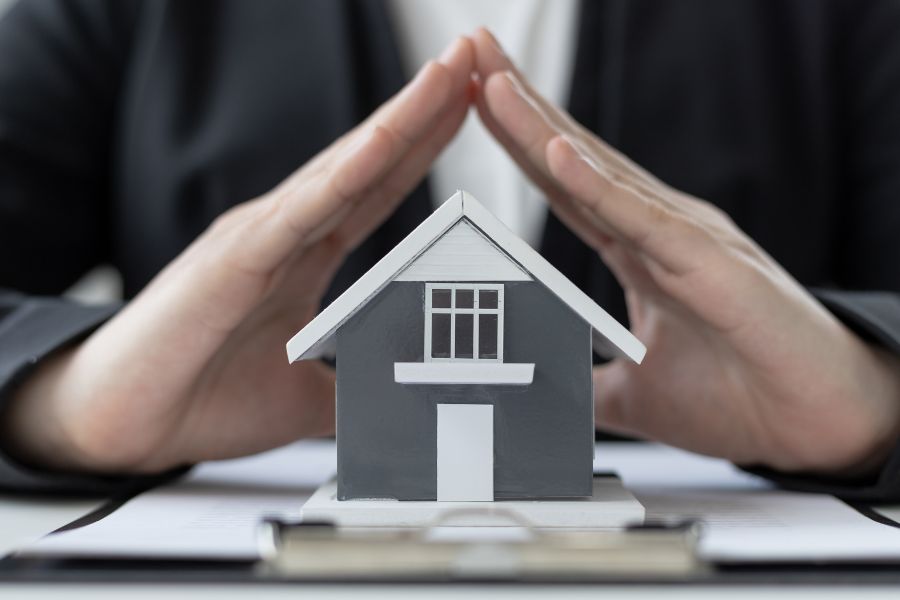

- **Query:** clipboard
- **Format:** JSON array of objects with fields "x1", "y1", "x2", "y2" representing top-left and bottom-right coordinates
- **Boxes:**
[{"x1": 256, "y1": 508, "x2": 709, "y2": 582}]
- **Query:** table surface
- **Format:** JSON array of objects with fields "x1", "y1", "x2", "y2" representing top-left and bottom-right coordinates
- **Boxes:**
[{"x1": 4, "y1": 463, "x2": 900, "y2": 595}]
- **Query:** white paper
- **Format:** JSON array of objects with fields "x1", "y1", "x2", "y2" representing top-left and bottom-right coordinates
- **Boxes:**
[
  {"x1": 22, "y1": 439, "x2": 336, "y2": 559},
  {"x1": 21, "y1": 440, "x2": 900, "y2": 562},
  {"x1": 594, "y1": 443, "x2": 900, "y2": 562},
  {"x1": 0, "y1": 496, "x2": 105, "y2": 557}
]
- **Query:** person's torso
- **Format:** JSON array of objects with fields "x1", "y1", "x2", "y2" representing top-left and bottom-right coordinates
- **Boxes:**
[{"x1": 113, "y1": 0, "x2": 848, "y2": 325}]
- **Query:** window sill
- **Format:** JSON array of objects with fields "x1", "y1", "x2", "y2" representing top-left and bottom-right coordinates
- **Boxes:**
[{"x1": 394, "y1": 362, "x2": 534, "y2": 385}]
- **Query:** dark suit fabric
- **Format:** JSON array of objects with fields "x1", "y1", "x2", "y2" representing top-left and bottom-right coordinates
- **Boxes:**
[{"x1": 1, "y1": 0, "x2": 900, "y2": 497}]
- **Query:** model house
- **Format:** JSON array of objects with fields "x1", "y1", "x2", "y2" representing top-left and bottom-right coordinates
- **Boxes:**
[{"x1": 287, "y1": 191, "x2": 645, "y2": 503}]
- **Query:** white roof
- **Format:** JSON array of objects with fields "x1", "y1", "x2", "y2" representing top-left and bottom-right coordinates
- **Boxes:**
[{"x1": 286, "y1": 191, "x2": 645, "y2": 364}]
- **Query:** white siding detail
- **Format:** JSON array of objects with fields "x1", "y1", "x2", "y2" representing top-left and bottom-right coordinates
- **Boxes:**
[{"x1": 394, "y1": 220, "x2": 531, "y2": 282}]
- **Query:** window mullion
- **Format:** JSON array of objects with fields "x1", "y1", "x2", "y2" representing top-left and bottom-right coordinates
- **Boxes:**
[
  {"x1": 498, "y1": 287, "x2": 504, "y2": 361},
  {"x1": 425, "y1": 284, "x2": 432, "y2": 362},
  {"x1": 473, "y1": 309, "x2": 480, "y2": 360},
  {"x1": 449, "y1": 288, "x2": 456, "y2": 359}
]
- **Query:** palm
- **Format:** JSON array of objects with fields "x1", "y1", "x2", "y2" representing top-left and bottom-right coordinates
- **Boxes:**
[
  {"x1": 597, "y1": 276, "x2": 774, "y2": 465},
  {"x1": 180, "y1": 302, "x2": 334, "y2": 464},
  {"x1": 595, "y1": 235, "x2": 886, "y2": 471},
  {"x1": 467, "y1": 27, "x2": 900, "y2": 473}
]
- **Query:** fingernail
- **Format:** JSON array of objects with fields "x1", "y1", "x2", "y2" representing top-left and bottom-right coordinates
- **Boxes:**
[
  {"x1": 504, "y1": 70, "x2": 528, "y2": 99},
  {"x1": 411, "y1": 59, "x2": 436, "y2": 85},
  {"x1": 561, "y1": 133, "x2": 581, "y2": 152},
  {"x1": 562, "y1": 134, "x2": 598, "y2": 168},
  {"x1": 480, "y1": 27, "x2": 508, "y2": 58},
  {"x1": 439, "y1": 37, "x2": 463, "y2": 64}
]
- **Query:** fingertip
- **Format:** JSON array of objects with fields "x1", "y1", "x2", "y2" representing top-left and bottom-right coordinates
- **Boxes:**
[
  {"x1": 472, "y1": 27, "x2": 513, "y2": 75},
  {"x1": 592, "y1": 363, "x2": 630, "y2": 429},
  {"x1": 413, "y1": 59, "x2": 455, "y2": 105},
  {"x1": 458, "y1": 35, "x2": 477, "y2": 67},
  {"x1": 418, "y1": 58, "x2": 440, "y2": 78},
  {"x1": 438, "y1": 35, "x2": 475, "y2": 70},
  {"x1": 473, "y1": 26, "x2": 506, "y2": 56},
  {"x1": 438, "y1": 37, "x2": 462, "y2": 63},
  {"x1": 473, "y1": 26, "x2": 492, "y2": 39}
]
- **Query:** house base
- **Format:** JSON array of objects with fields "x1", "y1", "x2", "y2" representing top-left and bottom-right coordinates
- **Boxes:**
[{"x1": 300, "y1": 475, "x2": 645, "y2": 529}]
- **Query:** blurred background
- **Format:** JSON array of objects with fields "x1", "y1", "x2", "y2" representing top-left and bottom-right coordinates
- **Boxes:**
[{"x1": 0, "y1": 0, "x2": 122, "y2": 304}]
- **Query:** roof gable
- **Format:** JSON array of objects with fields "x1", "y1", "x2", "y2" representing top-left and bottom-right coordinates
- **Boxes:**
[
  {"x1": 286, "y1": 191, "x2": 645, "y2": 364},
  {"x1": 395, "y1": 219, "x2": 530, "y2": 282}
]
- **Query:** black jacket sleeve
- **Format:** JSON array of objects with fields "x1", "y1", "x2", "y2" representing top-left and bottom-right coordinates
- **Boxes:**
[
  {"x1": 0, "y1": 0, "x2": 142, "y2": 493},
  {"x1": 742, "y1": 1, "x2": 900, "y2": 501}
]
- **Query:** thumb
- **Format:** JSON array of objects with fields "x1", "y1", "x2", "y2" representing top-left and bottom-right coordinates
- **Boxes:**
[{"x1": 593, "y1": 361, "x2": 641, "y2": 438}]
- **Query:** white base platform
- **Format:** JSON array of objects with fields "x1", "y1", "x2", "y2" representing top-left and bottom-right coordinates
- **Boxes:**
[{"x1": 300, "y1": 477, "x2": 645, "y2": 529}]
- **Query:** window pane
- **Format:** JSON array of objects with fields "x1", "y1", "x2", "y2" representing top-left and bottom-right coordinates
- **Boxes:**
[
  {"x1": 455, "y1": 314, "x2": 474, "y2": 358},
  {"x1": 456, "y1": 288, "x2": 474, "y2": 308},
  {"x1": 431, "y1": 313, "x2": 451, "y2": 358},
  {"x1": 479, "y1": 314, "x2": 498, "y2": 359},
  {"x1": 479, "y1": 289, "x2": 498, "y2": 309},
  {"x1": 432, "y1": 288, "x2": 451, "y2": 309}
]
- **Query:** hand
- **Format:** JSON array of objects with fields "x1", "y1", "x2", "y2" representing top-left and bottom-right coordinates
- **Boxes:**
[
  {"x1": 1, "y1": 38, "x2": 476, "y2": 474},
  {"x1": 471, "y1": 29, "x2": 900, "y2": 475}
]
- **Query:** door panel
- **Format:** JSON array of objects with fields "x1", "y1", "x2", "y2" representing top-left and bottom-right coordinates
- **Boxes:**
[{"x1": 436, "y1": 404, "x2": 494, "y2": 501}]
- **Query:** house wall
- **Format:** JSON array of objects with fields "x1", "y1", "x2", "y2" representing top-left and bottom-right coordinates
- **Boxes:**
[{"x1": 335, "y1": 280, "x2": 593, "y2": 500}]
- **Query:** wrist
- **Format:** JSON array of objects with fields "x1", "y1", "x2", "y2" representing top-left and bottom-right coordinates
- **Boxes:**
[
  {"x1": 857, "y1": 346, "x2": 900, "y2": 471},
  {"x1": 0, "y1": 345, "x2": 93, "y2": 473},
  {"x1": 828, "y1": 343, "x2": 900, "y2": 478}
]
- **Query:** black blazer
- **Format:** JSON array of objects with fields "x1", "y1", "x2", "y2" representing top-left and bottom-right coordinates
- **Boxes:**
[{"x1": 1, "y1": 0, "x2": 900, "y2": 496}]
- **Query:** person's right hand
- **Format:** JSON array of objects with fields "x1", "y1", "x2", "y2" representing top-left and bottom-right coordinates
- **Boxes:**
[
  {"x1": 1, "y1": 38, "x2": 476, "y2": 474},
  {"x1": 470, "y1": 28, "x2": 900, "y2": 476}
]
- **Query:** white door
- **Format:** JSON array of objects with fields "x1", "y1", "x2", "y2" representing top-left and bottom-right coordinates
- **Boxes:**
[{"x1": 436, "y1": 404, "x2": 494, "y2": 501}]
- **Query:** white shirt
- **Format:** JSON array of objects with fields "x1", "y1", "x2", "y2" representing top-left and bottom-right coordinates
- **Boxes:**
[{"x1": 387, "y1": 0, "x2": 580, "y2": 248}]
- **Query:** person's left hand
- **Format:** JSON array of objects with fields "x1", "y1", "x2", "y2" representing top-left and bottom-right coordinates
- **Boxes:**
[
  {"x1": 0, "y1": 38, "x2": 477, "y2": 475},
  {"x1": 470, "y1": 29, "x2": 900, "y2": 475}
]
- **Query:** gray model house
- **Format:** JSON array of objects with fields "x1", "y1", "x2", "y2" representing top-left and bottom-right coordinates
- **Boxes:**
[{"x1": 287, "y1": 191, "x2": 644, "y2": 502}]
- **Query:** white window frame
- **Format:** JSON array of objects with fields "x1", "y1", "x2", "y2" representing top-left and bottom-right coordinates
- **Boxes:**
[{"x1": 424, "y1": 283, "x2": 504, "y2": 363}]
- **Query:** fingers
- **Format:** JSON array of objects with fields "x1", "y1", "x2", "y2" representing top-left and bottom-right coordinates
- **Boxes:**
[
  {"x1": 332, "y1": 88, "x2": 473, "y2": 252},
  {"x1": 238, "y1": 37, "x2": 475, "y2": 275},
  {"x1": 546, "y1": 136, "x2": 709, "y2": 274},
  {"x1": 162, "y1": 37, "x2": 473, "y2": 342},
  {"x1": 271, "y1": 83, "x2": 476, "y2": 313},
  {"x1": 473, "y1": 77, "x2": 617, "y2": 251},
  {"x1": 322, "y1": 37, "x2": 476, "y2": 252},
  {"x1": 472, "y1": 28, "x2": 660, "y2": 190},
  {"x1": 269, "y1": 66, "x2": 452, "y2": 255},
  {"x1": 591, "y1": 361, "x2": 641, "y2": 438},
  {"x1": 471, "y1": 29, "x2": 711, "y2": 274}
]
